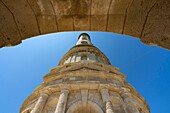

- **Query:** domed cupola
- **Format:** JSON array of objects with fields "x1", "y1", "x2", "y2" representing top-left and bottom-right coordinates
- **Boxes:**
[
  {"x1": 76, "y1": 33, "x2": 92, "y2": 45},
  {"x1": 58, "y1": 33, "x2": 111, "y2": 65}
]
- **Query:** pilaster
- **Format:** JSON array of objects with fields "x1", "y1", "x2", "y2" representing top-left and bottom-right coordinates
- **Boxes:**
[
  {"x1": 30, "y1": 92, "x2": 48, "y2": 113},
  {"x1": 54, "y1": 89, "x2": 69, "y2": 113},
  {"x1": 121, "y1": 93, "x2": 139, "y2": 113},
  {"x1": 100, "y1": 89, "x2": 114, "y2": 113}
]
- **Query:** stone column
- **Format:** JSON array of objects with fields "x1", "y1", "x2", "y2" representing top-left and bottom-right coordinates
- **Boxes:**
[
  {"x1": 121, "y1": 93, "x2": 139, "y2": 113},
  {"x1": 31, "y1": 93, "x2": 48, "y2": 113},
  {"x1": 100, "y1": 89, "x2": 114, "y2": 113},
  {"x1": 54, "y1": 89, "x2": 69, "y2": 113}
]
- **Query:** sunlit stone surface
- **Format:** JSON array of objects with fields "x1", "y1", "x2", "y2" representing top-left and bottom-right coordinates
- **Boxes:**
[{"x1": 20, "y1": 33, "x2": 150, "y2": 113}]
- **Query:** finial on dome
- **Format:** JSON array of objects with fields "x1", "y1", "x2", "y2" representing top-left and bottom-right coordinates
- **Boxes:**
[{"x1": 76, "y1": 33, "x2": 92, "y2": 45}]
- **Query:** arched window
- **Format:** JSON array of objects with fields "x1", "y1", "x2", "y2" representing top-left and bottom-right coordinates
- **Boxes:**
[{"x1": 66, "y1": 101, "x2": 104, "y2": 113}]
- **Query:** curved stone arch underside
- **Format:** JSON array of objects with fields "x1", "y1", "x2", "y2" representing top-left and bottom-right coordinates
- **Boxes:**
[
  {"x1": 0, "y1": 0, "x2": 170, "y2": 49},
  {"x1": 66, "y1": 100, "x2": 104, "y2": 113}
]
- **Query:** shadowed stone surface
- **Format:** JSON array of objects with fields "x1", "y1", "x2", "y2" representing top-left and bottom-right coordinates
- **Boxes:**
[{"x1": 0, "y1": 0, "x2": 169, "y2": 49}]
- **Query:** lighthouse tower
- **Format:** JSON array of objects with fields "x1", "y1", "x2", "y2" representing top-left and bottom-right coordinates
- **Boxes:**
[{"x1": 20, "y1": 33, "x2": 150, "y2": 113}]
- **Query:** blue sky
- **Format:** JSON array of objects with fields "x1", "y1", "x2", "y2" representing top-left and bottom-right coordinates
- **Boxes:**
[{"x1": 0, "y1": 32, "x2": 170, "y2": 113}]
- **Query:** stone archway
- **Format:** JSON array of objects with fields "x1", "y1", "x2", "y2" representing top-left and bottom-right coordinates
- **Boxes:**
[
  {"x1": 0, "y1": 0, "x2": 169, "y2": 49},
  {"x1": 66, "y1": 101, "x2": 104, "y2": 113}
]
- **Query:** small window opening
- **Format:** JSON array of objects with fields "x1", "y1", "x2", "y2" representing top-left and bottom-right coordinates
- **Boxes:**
[
  {"x1": 81, "y1": 41, "x2": 88, "y2": 44},
  {"x1": 81, "y1": 55, "x2": 87, "y2": 60}
]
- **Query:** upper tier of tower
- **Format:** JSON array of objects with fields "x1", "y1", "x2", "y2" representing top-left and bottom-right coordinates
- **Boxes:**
[{"x1": 58, "y1": 33, "x2": 111, "y2": 65}]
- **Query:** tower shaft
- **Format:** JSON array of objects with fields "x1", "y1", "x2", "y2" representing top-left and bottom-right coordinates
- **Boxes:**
[{"x1": 20, "y1": 33, "x2": 149, "y2": 113}]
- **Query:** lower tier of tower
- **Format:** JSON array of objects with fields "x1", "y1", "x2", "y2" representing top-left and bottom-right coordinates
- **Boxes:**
[
  {"x1": 21, "y1": 88, "x2": 149, "y2": 113},
  {"x1": 20, "y1": 62, "x2": 149, "y2": 113}
]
